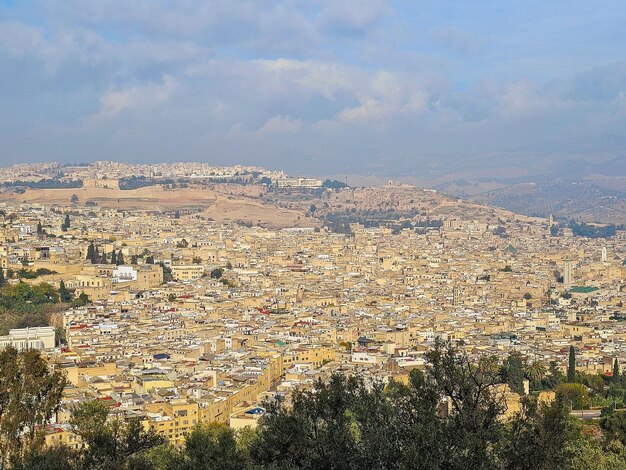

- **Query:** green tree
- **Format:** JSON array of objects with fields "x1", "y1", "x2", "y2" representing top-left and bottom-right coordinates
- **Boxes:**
[
  {"x1": 110, "y1": 250, "x2": 117, "y2": 265},
  {"x1": 86, "y1": 243, "x2": 97, "y2": 264},
  {"x1": 0, "y1": 269, "x2": 5, "y2": 288},
  {"x1": 525, "y1": 360, "x2": 547, "y2": 384},
  {"x1": 70, "y1": 400, "x2": 164, "y2": 470},
  {"x1": 13, "y1": 444, "x2": 78, "y2": 470},
  {"x1": 117, "y1": 252, "x2": 124, "y2": 265},
  {"x1": 501, "y1": 351, "x2": 526, "y2": 395},
  {"x1": 614, "y1": 359, "x2": 621, "y2": 383},
  {"x1": 210, "y1": 268, "x2": 224, "y2": 279},
  {"x1": 73, "y1": 292, "x2": 90, "y2": 307},
  {"x1": 178, "y1": 423, "x2": 247, "y2": 470},
  {"x1": 36, "y1": 221, "x2": 43, "y2": 236},
  {"x1": 61, "y1": 214, "x2": 70, "y2": 231},
  {"x1": 0, "y1": 347, "x2": 67, "y2": 467},
  {"x1": 545, "y1": 361, "x2": 565, "y2": 389},
  {"x1": 500, "y1": 397, "x2": 582, "y2": 470},
  {"x1": 556, "y1": 383, "x2": 590, "y2": 410},
  {"x1": 568, "y1": 346, "x2": 576, "y2": 383},
  {"x1": 600, "y1": 410, "x2": 626, "y2": 445},
  {"x1": 58, "y1": 280, "x2": 72, "y2": 303},
  {"x1": 252, "y1": 340, "x2": 506, "y2": 470}
]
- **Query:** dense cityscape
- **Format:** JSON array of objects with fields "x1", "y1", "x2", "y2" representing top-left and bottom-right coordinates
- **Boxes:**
[
  {"x1": 2, "y1": 1, "x2": 626, "y2": 468},
  {"x1": 0, "y1": 162, "x2": 624, "y2": 468}
]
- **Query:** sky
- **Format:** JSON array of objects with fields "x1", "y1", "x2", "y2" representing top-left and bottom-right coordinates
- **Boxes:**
[{"x1": 1, "y1": 1, "x2": 625, "y2": 177}]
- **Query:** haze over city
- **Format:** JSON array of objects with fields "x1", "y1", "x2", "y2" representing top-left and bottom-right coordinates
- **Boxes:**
[{"x1": 1, "y1": 1, "x2": 625, "y2": 179}]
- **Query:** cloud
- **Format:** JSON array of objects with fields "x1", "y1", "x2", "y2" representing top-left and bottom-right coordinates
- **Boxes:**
[
  {"x1": 257, "y1": 115, "x2": 303, "y2": 135},
  {"x1": 430, "y1": 26, "x2": 484, "y2": 54},
  {"x1": 320, "y1": 0, "x2": 391, "y2": 36},
  {"x1": 97, "y1": 75, "x2": 176, "y2": 117},
  {"x1": 0, "y1": 1, "x2": 625, "y2": 176}
]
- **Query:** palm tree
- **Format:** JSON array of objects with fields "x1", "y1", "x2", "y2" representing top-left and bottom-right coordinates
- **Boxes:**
[{"x1": 525, "y1": 360, "x2": 547, "y2": 383}]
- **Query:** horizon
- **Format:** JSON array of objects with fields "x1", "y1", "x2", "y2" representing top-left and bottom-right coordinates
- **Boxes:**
[{"x1": 1, "y1": 1, "x2": 625, "y2": 180}]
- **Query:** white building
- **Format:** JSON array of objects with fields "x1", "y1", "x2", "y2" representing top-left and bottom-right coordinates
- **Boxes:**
[
  {"x1": 113, "y1": 265, "x2": 138, "y2": 283},
  {"x1": 0, "y1": 326, "x2": 55, "y2": 351}
]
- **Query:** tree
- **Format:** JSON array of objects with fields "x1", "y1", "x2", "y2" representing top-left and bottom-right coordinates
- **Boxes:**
[
  {"x1": 568, "y1": 346, "x2": 576, "y2": 383},
  {"x1": 59, "y1": 280, "x2": 72, "y2": 303},
  {"x1": 210, "y1": 268, "x2": 224, "y2": 279},
  {"x1": 0, "y1": 269, "x2": 5, "y2": 288},
  {"x1": 86, "y1": 243, "x2": 97, "y2": 264},
  {"x1": 110, "y1": 250, "x2": 117, "y2": 265},
  {"x1": 36, "y1": 221, "x2": 43, "y2": 236},
  {"x1": 501, "y1": 351, "x2": 526, "y2": 395},
  {"x1": 613, "y1": 358, "x2": 621, "y2": 383},
  {"x1": 70, "y1": 400, "x2": 164, "y2": 470},
  {"x1": 13, "y1": 444, "x2": 78, "y2": 470},
  {"x1": 146, "y1": 255, "x2": 154, "y2": 264},
  {"x1": 117, "y1": 252, "x2": 124, "y2": 265},
  {"x1": 178, "y1": 423, "x2": 246, "y2": 470},
  {"x1": 61, "y1": 214, "x2": 70, "y2": 231},
  {"x1": 70, "y1": 194, "x2": 79, "y2": 204},
  {"x1": 500, "y1": 397, "x2": 582, "y2": 470},
  {"x1": 0, "y1": 347, "x2": 67, "y2": 467},
  {"x1": 600, "y1": 410, "x2": 626, "y2": 445},
  {"x1": 252, "y1": 340, "x2": 506, "y2": 470},
  {"x1": 545, "y1": 361, "x2": 565, "y2": 389},
  {"x1": 556, "y1": 383, "x2": 590, "y2": 410},
  {"x1": 525, "y1": 360, "x2": 547, "y2": 384},
  {"x1": 131, "y1": 255, "x2": 139, "y2": 265},
  {"x1": 73, "y1": 292, "x2": 90, "y2": 307}
]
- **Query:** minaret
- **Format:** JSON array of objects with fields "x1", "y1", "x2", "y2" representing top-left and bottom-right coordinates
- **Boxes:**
[
  {"x1": 563, "y1": 261, "x2": 573, "y2": 288},
  {"x1": 602, "y1": 247, "x2": 607, "y2": 263}
]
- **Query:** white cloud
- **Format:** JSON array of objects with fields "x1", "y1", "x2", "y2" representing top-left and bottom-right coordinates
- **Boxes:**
[
  {"x1": 98, "y1": 75, "x2": 176, "y2": 116},
  {"x1": 257, "y1": 115, "x2": 303, "y2": 135}
]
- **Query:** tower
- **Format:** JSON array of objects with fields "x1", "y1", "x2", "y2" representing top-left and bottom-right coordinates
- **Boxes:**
[
  {"x1": 563, "y1": 261, "x2": 573, "y2": 288},
  {"x1": 602, "y1": 247, "x2": 607, "y2": 263},
  {"x1": 452, "y1": 286, "x2": 462, "y2": 307}
]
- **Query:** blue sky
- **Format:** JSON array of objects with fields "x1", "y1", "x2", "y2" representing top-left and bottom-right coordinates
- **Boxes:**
[{"x1": 0, "y1": 1, "x2": 625, "y2": 176}]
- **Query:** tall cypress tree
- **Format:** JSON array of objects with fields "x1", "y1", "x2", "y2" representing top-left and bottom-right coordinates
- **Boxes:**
[
  {"x1": 613, "y1": 358, "x2": 620, "y2": 383},
  {"x1": 59, "y1": 280, "x2": 72, "y2": 303},
  {"x1": 0, "y1": 268, "x2": 5, "y2": 287},
  {"x1": 61, "y1": 213, "x2": 70, "y2": 231},
  {"x1": 86, "y1": 243, "x2": 96, "y2": 263},
  {"x1": 117, "y1": 252, "x2": 124, "y2": 265},
  {"x1": 567, "y1": 346, "x2": 576, "y2": 382},
  {"x1": 36, "y1": 221, "x2": 43, "y2": 235},
  {"x1": 110, "y1": 250, "x2": 117, "y2": 265}
]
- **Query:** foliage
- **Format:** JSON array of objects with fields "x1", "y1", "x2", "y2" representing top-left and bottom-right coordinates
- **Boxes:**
[
  {"x1": 69, "y1": 400, "x2": 165, "y2": 470},
  {"x1": 555, "y1": 383, "x2": 590, "y2": 410},
  {"x1": 322, "y1": 179, "x2": 348, "y2": 189},
  {"x1": 210, "y1": 268, "x2": 224, "y2": 279},
  {"x1": 61, "y1": 214, "x2": 71, "y2": 232},
  {"x1": 11, "y1": 342, "x2": 626, "y2": 469},
  {"x1": 0, "y1": 179, "x2": 83, "y2": 189},
  {"x1": 119, "y1": 176, "x2": 178, "y2": 190},
  {"x1": 501, "y1": 351, "x2": 526, "y2": 395},
  {"x1": 0, "y1": 347, "x2": 67, "y2": 467},
  {"x1": 16, "y1": 268, "x2": 57, "y2": 279},
  {"x1": 568, "y1": 346, "x2": 576, "y2": 383},
  {"x1": 569, "y1": 221, "x2": 617, "y2": 239}
]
